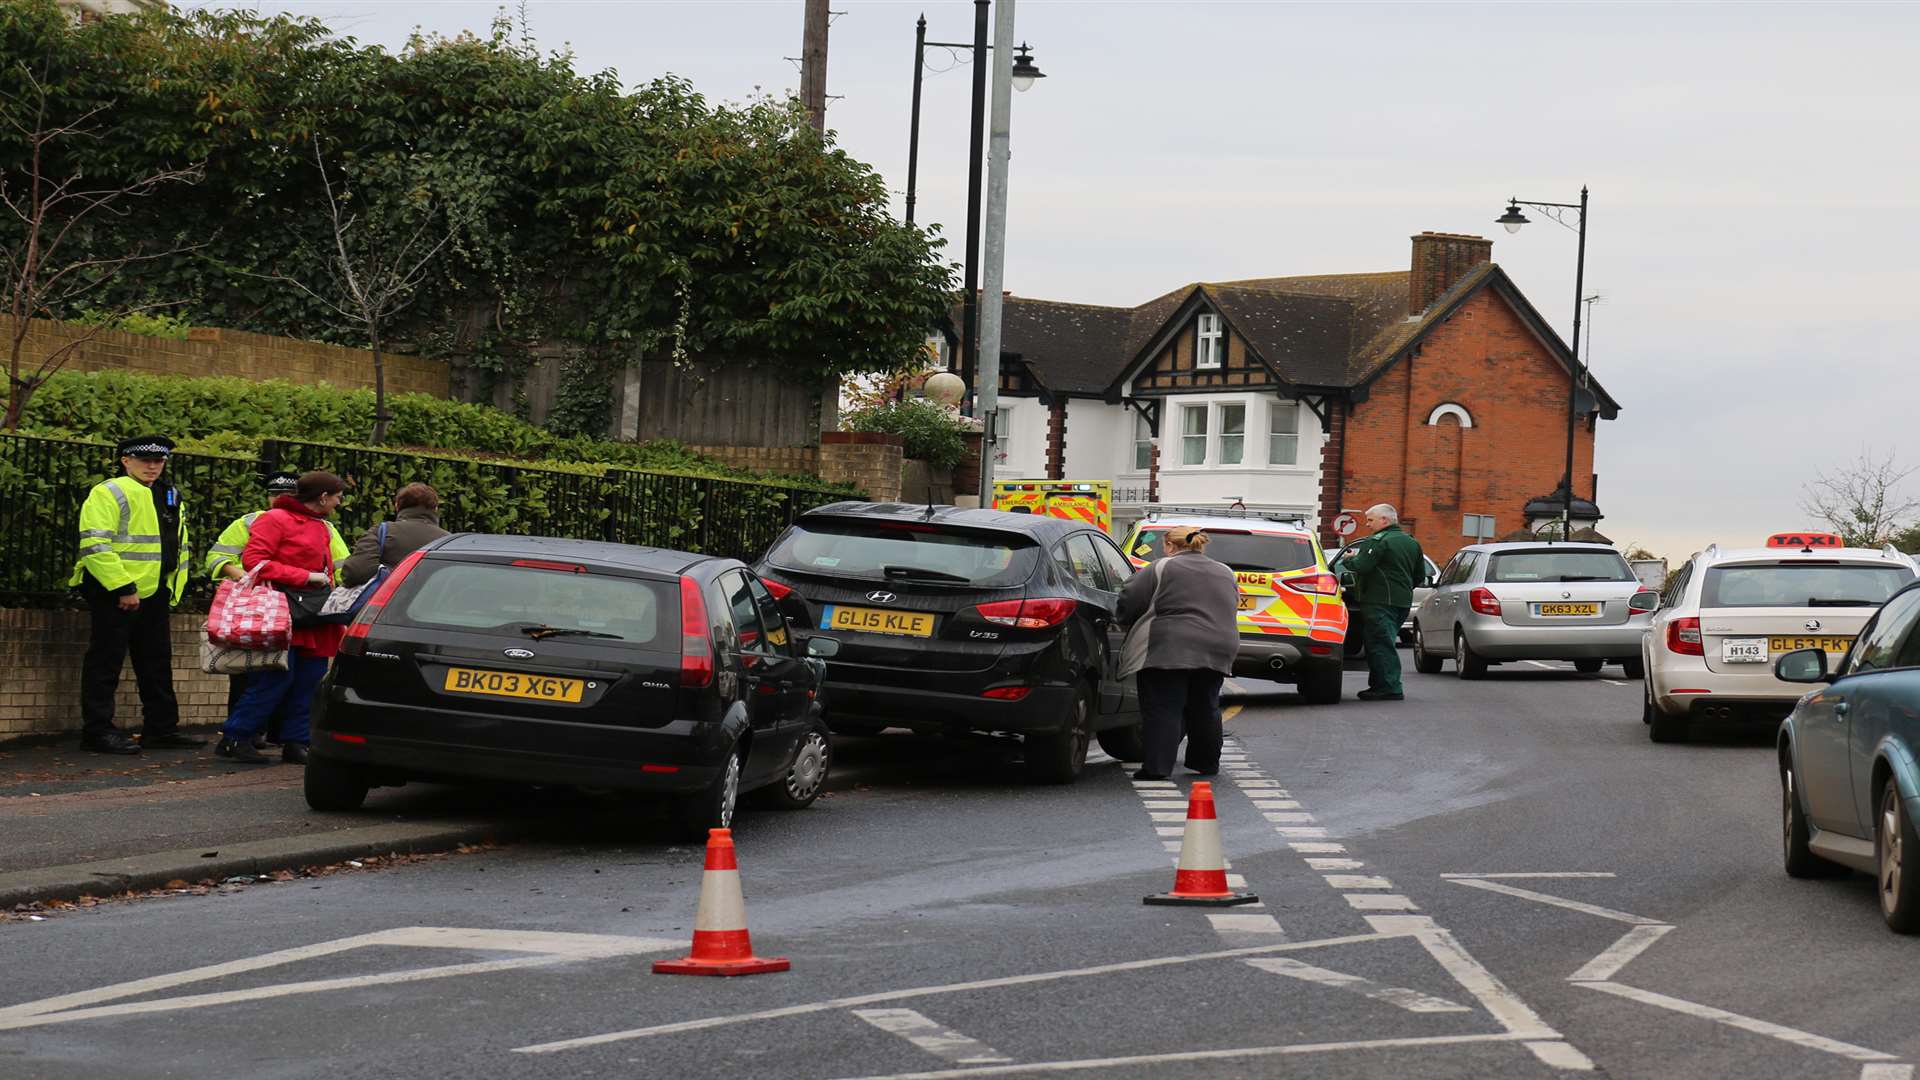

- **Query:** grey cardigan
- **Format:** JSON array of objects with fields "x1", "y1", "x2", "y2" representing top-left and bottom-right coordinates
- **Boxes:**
[{"x1": 1117, "y1": 550, "x2": 1241, "y2": 676}]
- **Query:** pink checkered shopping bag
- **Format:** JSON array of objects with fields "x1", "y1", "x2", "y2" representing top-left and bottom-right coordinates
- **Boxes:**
[{"x1": 205, "y1": 567, "x2": 292, "y2": 651}]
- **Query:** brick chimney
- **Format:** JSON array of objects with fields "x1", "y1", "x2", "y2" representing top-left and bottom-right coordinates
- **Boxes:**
[{"x1": 1409, "y1": 232, "x2": 1492, "y2": 315}]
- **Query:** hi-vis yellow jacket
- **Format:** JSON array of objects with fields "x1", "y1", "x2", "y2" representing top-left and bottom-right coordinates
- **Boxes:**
[
  {"x1": 206, "y1": 510, "x2": 347, "y2": 583},
  {"x1": 69, "y1": 475, "x2": 190, "y2": 604}
]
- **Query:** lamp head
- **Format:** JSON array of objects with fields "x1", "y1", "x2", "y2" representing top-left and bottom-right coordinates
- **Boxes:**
[
  {"x1": 1010, "y1": 43, "x2": 1045, "y2": 92},
  {"x1": 1496, "y1": 201, "x2": 1529, "y2": 234}
]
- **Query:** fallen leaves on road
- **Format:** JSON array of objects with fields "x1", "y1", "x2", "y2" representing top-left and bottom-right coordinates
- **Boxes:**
[{"x1": 2, "y1": 842, "x2": 499, "y2": 923}]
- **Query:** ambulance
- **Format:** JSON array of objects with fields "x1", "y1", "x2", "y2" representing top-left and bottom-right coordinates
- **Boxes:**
[
  {"x1": 991, "y1": 480, "x2": 1112, "y2": 535},
  {"x1": 1116, "y1": 507, "x2": 1349, "y2": 704}
]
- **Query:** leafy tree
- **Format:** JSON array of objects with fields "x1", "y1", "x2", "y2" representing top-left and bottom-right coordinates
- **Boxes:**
[
  {"x1": 0, "y1": 57, "x2": 202, "y2": 429},
  {"x1": 1800, "y1": 447, "x2": 1918, "y2": 548},
  {"x1": 844, "y1": 398, "x2": 967, "y2": 469}
]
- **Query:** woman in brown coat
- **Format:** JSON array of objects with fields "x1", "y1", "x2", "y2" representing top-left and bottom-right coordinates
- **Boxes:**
[{"x1": 340, "y1": 483, "x2": 450, "y2": 588}]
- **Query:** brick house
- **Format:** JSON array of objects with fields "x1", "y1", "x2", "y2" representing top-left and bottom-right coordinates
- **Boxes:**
[{"x1": 968, "y1": 231, "x2": 1620, "y2": 565}]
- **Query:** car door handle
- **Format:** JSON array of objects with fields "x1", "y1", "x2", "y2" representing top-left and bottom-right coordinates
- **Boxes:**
[{"x1": 1832, "y1": 701, "x2": 1850, "y2": 718}]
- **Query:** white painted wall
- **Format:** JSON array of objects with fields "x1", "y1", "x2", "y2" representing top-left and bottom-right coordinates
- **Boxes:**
[
  {"x1": 991, "y1": 397, "x2": 1051, "y2": 481},
  {"x1": 1062, "y1": 399, "x2": 1129, "y2": 484}
]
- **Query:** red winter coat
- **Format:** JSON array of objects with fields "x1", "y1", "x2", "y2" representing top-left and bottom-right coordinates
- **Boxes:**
[{"x1": 242, "y1": 495, "x2": 347, "y2": 658}]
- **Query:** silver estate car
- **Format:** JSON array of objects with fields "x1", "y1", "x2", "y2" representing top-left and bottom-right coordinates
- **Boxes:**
[{"x1": 1411, "y1": 542, "x2": 1658, "y2": 679}]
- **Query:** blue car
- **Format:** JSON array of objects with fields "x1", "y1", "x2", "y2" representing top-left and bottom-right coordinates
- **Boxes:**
[{"x1": 1777, "y1": 579, "x2": 1920, "y2": 932}]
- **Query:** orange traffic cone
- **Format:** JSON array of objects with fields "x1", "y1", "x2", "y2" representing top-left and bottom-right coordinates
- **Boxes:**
[
  {"x1": 1144, "y1": 782, "x2": 1258, "y2": 907},
  {"x1": 653, "y1": 829, "x2": 791, "y2": 976}
]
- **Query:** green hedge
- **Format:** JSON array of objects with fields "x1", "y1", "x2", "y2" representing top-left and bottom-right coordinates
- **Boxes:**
[{"x1": 18, "y1": 370, "x2": 833, "y2": 486}]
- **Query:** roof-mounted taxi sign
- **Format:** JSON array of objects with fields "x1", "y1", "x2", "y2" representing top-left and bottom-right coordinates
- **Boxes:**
[{"x1": 1767, "y1": 532, "x2": 1844, "y2": 549}]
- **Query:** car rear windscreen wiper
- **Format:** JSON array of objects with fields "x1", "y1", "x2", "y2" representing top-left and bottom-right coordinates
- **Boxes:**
[
  {"x1": 1226, "y1": 563, "x2": 1276, "y2": 573},
  {"x1": 881, "y1": 565, "x2": 972, "y2": 583},
  {"x1": 521, "y1": 624, "x2": 624, "y2": 640},
  {"x1": 1807, "y1": 598, "x2": 1877, "y2": 607},
  {"x1": 1555, "y1": 575, "x2": 1621, "y2": 582}
]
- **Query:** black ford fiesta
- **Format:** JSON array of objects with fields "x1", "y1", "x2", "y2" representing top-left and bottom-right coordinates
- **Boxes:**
[
  {"x1": 308, "y1": 535, "x2": 837, "y2": 839},
  {"x1": 754, "y1": 503, "x2": 1144, "y2": 784}
]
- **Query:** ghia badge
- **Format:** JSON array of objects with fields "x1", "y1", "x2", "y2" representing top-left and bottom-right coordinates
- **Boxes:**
[
  {"x1": 866, "y1": 590, "x2": 897, "y2": 604},
  {"x1": 503, "y1": 648, "x2": 536, "y2": 659}
]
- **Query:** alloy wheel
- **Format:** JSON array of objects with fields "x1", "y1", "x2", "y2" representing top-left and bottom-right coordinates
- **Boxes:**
[
  {"x1": 719, "y1": 754, "x2": 741, "y2": 830},
  {"x1": 1782, "y1": 768, "x2": 1794, "y2": 862},
  {"x1": 1883, "y1": 787, "x2": 1903, "y2": 916},
  {"x1": 786, "y1": 732, "x2": 828, "y2": 802},
  {"x1": 1071, "y1": 695, "x2": 1091, "y2": 764}
]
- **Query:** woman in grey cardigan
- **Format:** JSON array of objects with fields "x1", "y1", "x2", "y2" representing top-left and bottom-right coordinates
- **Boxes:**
[{"x1": 1117, "y1": 525, "x2": 1241, "y2": 780}]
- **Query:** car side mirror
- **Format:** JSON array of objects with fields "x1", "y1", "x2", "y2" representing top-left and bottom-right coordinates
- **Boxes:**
[
  {"x1": 1338, "y1": 570, "x2": 1358, "y2": 590},
  {"x1": 806, "y1": 636, "x2": 841, "y2": 659},
  {"x1": 1774, "y1": 647, "x2": 1830, "y2": 684}
]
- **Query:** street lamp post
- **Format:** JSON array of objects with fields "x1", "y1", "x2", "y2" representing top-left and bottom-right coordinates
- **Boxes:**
[
  {"x1": 904, "y1": 8, "x2": 1042, "y2": 419},
  {"x1": 1497, "y1": 186, "x2": 1590, "y2": 538}
]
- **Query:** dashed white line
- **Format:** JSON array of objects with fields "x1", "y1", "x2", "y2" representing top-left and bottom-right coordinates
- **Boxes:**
[
  {"x1": 852, "y1": 1008, "x2": 1014, "y2": 1065},
  {"x1": 1291, "y1": 842, "x2": 1347, "y2": 854},
  {"x1": 1263, "y1": 812, "x2": 1317, "y2": 824},
  {"x1": 1441, "y1": 872, "x2": 1617, "y2": 880},
  {"x1": 1207, "y1": 913, "x2": 1286, "y2": 935},
  {"x1": 1276, "y1": 827, "x2": 1330, "y2": 839},
  {"x1": 1523, "y1": 1040, "x2": 1598, "y2": 1071},
  {"x1": 1245, "y1": 957, "x2": 1469, "y2": 1013},
  {"x1": 1862, "y1": 1066, "x2": 1916, "y2": 1080},
  {"x1": 1306, "y1": 858, "x2": 1366, "y2": 871},
  {"x1": 1323, "y1": 875, "x2": 1393, "y2": 890},
  {"x1": 1344, "y1": 894, "x2": 1419, "y2": 912}
]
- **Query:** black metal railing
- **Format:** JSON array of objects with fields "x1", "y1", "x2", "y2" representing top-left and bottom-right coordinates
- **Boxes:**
[{"x1": 3, "y1": 434, "x2": 860, "y2": 608}]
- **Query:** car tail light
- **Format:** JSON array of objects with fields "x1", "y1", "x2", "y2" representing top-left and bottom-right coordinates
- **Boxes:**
[
  {"x1": 1629, "y1": 590, "x2": 1659, "y2": 614},
  {"x1": 1468, "y1": 588, "x2": 1502, "y2": 616},
  {"x1": 762, "y1": 579, "x2": 794, "y2": 600},
  {"x1": 975, "y1": 597, "x2": 1077, "y2": 629},
  {"x1": 1667, "y1": 616, "x2": 1704, "y2": 656},
  {"x1": 679, "y1": 576, "x2": 714, "y2": 688},
  {"x1": 981, "y1": 686, "x2": 1032, "y2": 700},
  {"x1": 344, "y1": 550, "x2": 427, "y2": 641},
  {"x1": 1283, "y1": 572, "x2": 1341, "y2": 596}
]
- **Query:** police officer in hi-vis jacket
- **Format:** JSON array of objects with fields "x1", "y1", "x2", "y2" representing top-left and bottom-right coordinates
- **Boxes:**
[{"x1": 72, "y1": 435, "x2": 205, "y2": 754}]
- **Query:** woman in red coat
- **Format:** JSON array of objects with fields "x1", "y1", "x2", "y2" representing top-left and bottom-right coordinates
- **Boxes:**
[{"x1": 216, "y1": 471, "x2": 348, "y2": 765}]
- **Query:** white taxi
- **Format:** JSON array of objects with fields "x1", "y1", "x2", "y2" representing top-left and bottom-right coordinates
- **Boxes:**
[{"x1": 1641, "y1": 532, "x2": 1919, "y2": 743}]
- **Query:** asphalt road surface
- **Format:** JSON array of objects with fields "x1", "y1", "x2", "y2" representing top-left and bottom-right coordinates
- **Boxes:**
[{"x1": 4, "y1": 662, "x2": 1916, "y2": 1080}]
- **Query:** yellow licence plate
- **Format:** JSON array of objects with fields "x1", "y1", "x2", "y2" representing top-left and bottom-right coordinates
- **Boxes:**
[
  {"x1": 1539, "y1": 603, "x2": 1600, "y2": 616},
  {"x1": 1237, "y1": 595, "x2": 1260, "y2": 611},
  {"x1": 442, "y1": 668, "x2": 584, "y2": 702},
  {"x1": 1769, "y1": 636, "x2": 1854, "y2": 654},
  {"x1": 823, "y1": 605, "x2": 936, "y2": 638}
]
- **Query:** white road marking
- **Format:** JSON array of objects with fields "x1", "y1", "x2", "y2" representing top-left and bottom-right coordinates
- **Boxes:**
[
  {"x1": 1245, "y1": 957, "x2": 1468, "y2": 1013},
  {"x1": 1344, "y1": 894, "x2": 1418, "y2": 912},
  {"x1": 1441, "y1": 872, "x2": 1617, "y2": 880},
  {"x1": 1155, "y1": 826, "x2": 1185, "y2": 837},
  {"x1": 1581, "y1": 982, "x2": 1896, "y2": 1062},
  {"x1": 1323, "y1": 875, "x2": 1393, "y2": 890},
  {"x1": 1291, "y1": 842, "x2": 1347, "y2": 853},
  {"x1": 1225, "y1": 874, "x2": 1248, "y2": 888},
  {"x1": 1862, "y1": 1066, "x2": 1916, "y2": 1080},
  {"x1": 1306, "y1": 858, "x2": 1366, "y2": 871},
  {"x1": 852, "y1": 1008, "x2": 1014, "y2": 1065},
  {"x1": 1264, "y1": 812, "x2": 1317, "y2": 824},
  {"x1": 1524, "y1": 1040, "x2": 1598, "y2": 1071},
  {"x1": 1250, "y1": 799, "x2": 1302, "y2": 809},
  {"x1": 1449, "y1": 878, "x2": 1660, "y2": 926},
  {"x1": 1238, "y1": 780, "x2": 1283, "y2": 788},
  {"x1": 1206, "y1": 914, "x2": 1285, "y2": 934},
  {"x1": 1149, "y1": 812, "x2": 1188, "y2": 822},
  {"x1": 1132, "y1": 781, "x2": 1178, "y2": 790},
  {"x1": 514, "y1": 932, "x2": 1394, "y2": 1053},
  {"x1": 1276, "y1": 827, "x2": 1330, "y2": 838},
  {"x1": 1568, "y1": 925, "x2": 1673, "y2": 982},
  {"x1": 0, "y1": 928, "x2": 678, "y2": 1031},
  {"x1": 1162, "y1": 841, "x2": 1183, "y2": 852},
  {"x1": 1141, "y1": 801, "x2": 1189, "y2": 810},
  {"x1": 1525, "y1": 660, "x2": 1557, "y2": 669},
  {"x1": 820, "y1": 1033, "x2": 1535, "y2": 1080},
  {"x1": 1601, "y1": 679, "x2": 1627, "y2": 687},
  {"x1": 1374, "y1": 917, "x2": 1560, "y2": 1040}
]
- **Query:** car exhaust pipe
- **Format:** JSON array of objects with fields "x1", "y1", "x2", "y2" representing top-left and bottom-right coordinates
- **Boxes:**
[{"x1": 1269, "y1": 656, "x2": 1287, "y2": 671}]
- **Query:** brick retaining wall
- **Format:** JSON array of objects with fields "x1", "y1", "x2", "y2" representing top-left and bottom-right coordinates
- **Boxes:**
[
  {"x1": 0, "y1": 607, "x2": 229, "y2": 741},
  {"x1": 6, "y1": 316, "x2": 449, "y2": 398}
]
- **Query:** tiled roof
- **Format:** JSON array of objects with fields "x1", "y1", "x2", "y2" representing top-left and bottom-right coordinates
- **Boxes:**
[{"x1": 976, "y1": 263, "x2": 1616, "y2": 415}]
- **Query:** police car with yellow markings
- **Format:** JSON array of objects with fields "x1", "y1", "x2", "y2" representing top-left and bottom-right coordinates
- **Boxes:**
[
  {"x1": 1642, "y1": 532, "x2": 1919, "y2": 743},
  {"x1": 1118, "y1": 509, "x2": 1348, "y2": 704}
]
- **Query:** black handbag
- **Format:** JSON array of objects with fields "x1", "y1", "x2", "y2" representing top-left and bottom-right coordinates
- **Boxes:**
[{"x1": 281, "y1": 584, "x2": 334, "y2": 628}]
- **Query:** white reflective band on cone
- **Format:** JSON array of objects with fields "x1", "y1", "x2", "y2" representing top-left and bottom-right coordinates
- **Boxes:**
[{"x1": 692, "y1": 869, "x2": 748, "y2": 931}]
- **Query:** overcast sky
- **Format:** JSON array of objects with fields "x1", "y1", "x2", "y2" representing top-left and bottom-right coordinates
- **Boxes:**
[{"x1": 179, "y1": 1, "x2": 1920, "y2": 563}]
